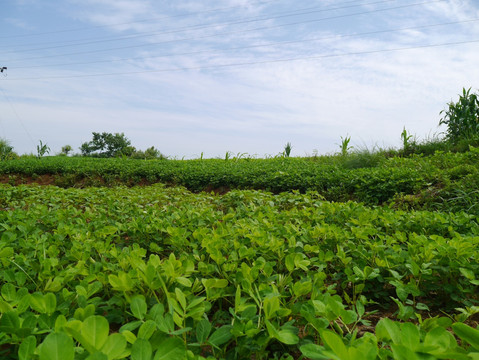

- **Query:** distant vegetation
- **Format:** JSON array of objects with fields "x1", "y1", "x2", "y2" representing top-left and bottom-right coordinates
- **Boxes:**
[
  {"x1": 78, "y1": 132, "x2": 164, "y2": 160},
  {"x1": 1, "y1": 149, "x2": 479, "y2": 215}
]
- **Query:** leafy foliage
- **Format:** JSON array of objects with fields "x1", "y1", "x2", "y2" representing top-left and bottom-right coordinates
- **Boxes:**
[
  {"x1": 80, "y1": 132, "x2": 133, "y2": 158},
  {"x1": 0, "y1": 138, "x2": 15, "y2": 161},
  {"x1": 1, "y1": 148, "x2": 479, "y2": 213},
  {"x1": 283, "y1": 142, "x2": 293, "y2": 158},
  {"x1": 130, "y1": 146, "x2": 164, "y2": 160},
  {"x1": 0, "y1": 184, "x2": 479, "y2": 359},
  {"x1": 440, "y1": 87, "x2": 479, "y2": 143},
  {"x1": 339, "y1": 136, "x2": 353, "y2": 156},
  {"x1": 60, "y1": 145, "x2": 72, "y2": 156},
  {"x1": 36, "y1": 141, "x2": 50, "y2": 159}
]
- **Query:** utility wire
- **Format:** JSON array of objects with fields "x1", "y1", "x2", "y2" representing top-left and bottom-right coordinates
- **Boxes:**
[
  {"x1": 11, "y1": 18, "x2": 479, "y2": 70},
  {"x1": 0, "y1": 0, "x2": 282, "y2": 39},
  {"x1": 5, "y1": 38, "x2": 479, "y2": 81},
  {"x1": 5, "y1": 0, "x2": 447, "y2": 62},
  {"x1": 0, "y1": 87, "x2": 36, "y2": 146},
  {"x1": 3, "y1": 0, "x2": 398, "y2": 53}
]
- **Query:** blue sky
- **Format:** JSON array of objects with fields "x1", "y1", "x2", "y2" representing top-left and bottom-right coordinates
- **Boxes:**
[{"x1": 1, "y1": 0, "x2": 479, "y2": 158}]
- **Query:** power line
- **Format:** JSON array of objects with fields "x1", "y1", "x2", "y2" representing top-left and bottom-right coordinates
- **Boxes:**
[
  {"x1": 11, "y1": 18, "x2": 479, "y2": 70},
  {"x1": 0, "y1": 87, "x2": 36, "y2": 147},
  {"x1": 5, "y1": 38, "x2": 479, "y2": 81},
  {"x1": 5, "y1": 0, "x2": 447, "y2": 63},
  {"x1": 0, "y1": 0, "x2": 282, "y2": 39},
  {"x1": 2, "y1": 0, "x2": 398, "y2": 53}
]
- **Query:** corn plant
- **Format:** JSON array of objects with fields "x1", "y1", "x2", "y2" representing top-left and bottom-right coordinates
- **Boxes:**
[
  {"x1": 440, "y1": 87, "x2": 479, "y2": 143},
  {"x1": 339, "y1": 136, "x2": 353, "y2": 156},
  {"x1": 0, "y1": 138, "x2": 14, "y2": 160},
  {"x1": 400, "y1": 127, "x2": 413, "y2": 153},
  {"x1": 283, "y1": 142, "x2": 292, "y2": 157},
  {"x1": 36, "y1": 140, "x2": 50, "y2": 159}
]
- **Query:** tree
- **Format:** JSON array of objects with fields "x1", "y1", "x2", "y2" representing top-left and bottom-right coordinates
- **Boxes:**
[
  {"x1": 80, "y1": 132, "x2": 132, "y2": 157},
  {"x1": 61, "y1": 145, "x2": 72, "y2": 156}
]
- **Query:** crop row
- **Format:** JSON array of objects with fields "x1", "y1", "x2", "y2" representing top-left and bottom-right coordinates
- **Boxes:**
[
  {"x1": 1, "y1": 184, "x2": 478, "y2": 359},
  {"x1": 1, "y1": 147, "x2": 479, "y2": 213}
]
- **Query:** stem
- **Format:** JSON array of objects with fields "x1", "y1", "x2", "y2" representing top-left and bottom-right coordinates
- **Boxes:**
[{"x1": 8, "y1": 259, "x2": 37, "y2": 287}]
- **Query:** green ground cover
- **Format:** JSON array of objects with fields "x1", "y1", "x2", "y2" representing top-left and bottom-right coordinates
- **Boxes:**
[
  {"x1": 1, "y1": 147, "x2": 479, "y2": 214},
  {"x1": 0, "y1": 184, "x2": 478, "y2": 359}
]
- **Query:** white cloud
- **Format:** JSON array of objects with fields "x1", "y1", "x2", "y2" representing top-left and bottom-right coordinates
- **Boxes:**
[{"x1": 3, "y1": 0, "x2": 479, "y2": 156}]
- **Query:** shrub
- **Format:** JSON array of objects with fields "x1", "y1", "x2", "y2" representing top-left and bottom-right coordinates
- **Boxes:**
[{"x1": 130, "y1": 146, "x2": 165, "y2": 160}]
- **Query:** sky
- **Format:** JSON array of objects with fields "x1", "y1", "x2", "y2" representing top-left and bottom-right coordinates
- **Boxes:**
[{"x1": 1, "y1": 0, "x2": 479, "y2": 158}]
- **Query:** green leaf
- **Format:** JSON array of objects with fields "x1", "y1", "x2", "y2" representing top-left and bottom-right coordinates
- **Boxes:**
[
  {"x1": 453, "y1": 323, "x2": 479, "y2": 351},
  {"x1": 132, "y1": 338, "x2": 152, "y2": 360},
  {"x1": 138, "y1": 320, "x2": 157, "y2": 340},
  {"x1": 121, "y1": 330, "x2": 137, "y2": 344},
  {"x1": 0, "y1": 247, "x2": 13, "y2": 258},
  {"x1": 300, "y1": 344, "x2": 335, "y2": 360},
  {"x1": 0, "y1": 311, "x2": 20, "y2": 330},
  {"x1": 39, "y1": 332, "x2": 74, "y2": 360},
  {"x1": 459, "y1": 268, "x2": 475, "y2": 280},
  {"x1": 186, "y1": 296, "x2": 206, "y2": 311},
  {"x1": 18, "y1": 335, "x2": 36, "y2": 360},
  {"x1": 44, "y1": 277, "x2": 63, "y2": 292},
  {"x1": 108, "y1": 272, "x2": 134, "y2": 292},
  {"x1": 175, "y1": 288, "x2": 186, "y2": 311},
  {"x1": 202, "y1": 278, "x2": 228, "y2": 289},
  {"x1": 196, "y1": 319, "x2": 211, "y2": 344},
  {"x1": 82, "y1": 315, "x2": 110, "y2": 352},
  {"x1": 265, "y1": 319, "x2": 279, "y2": 338},
  {"x1": 44, "y1": 292, "x2": 57, "y2": 316},
  {"x1": 285, "y1": 254, "x2": 295, "y2": 272},
  {"x1": 30, "y1": 292, "x2": 47, "y2": 314},
  {"x1": 176, "y1": 277, "x2": 192, "y2": 288},
  {"x1": 1, "y1": 283, "x2": 16, "y2": 302},
  {"x1": 208, "y1": 325, "x2": 233, "y2": 347},
  {"x1": 293, "y1": 280, "x2": 312, "y2": 297},
  {"x1": 55, "y1": 314, "x2": 68, "y2": 332},
  {"x1": 276, "y1": 330, "x2": 299, "y2": 345},
  {"x1": 423, "y1": 327, "x2": 454, "y2": 353},
  {"x1": 340, "y1": 309, "x2": 357, "y2": 325},
  {"x1": 400, "y1": 322, "x2": 420, "y2": 351},
  {"x1": 376, "y1": 318, "x2": 401, "y2": 344},
  {"x1": 153, "y1": 337, "x2": 186, "y2": 360},
  {"x1": 356, "y1": 300, "x2": 365, "y2": 317},
  {"x1": 391, "y1": 344, "x2": 419, "y2": 360},
  {"x1": 131, "y1": 295, "x2": 147, "y2": 321},
  {"x1": 320, "y1": 330, "x2": 349, "y2": 360},
  {"x1": 263, "y1": 296, "x2": 280, "y2": 320},
  {"x1": 234, "y1": 286, "x2": 242, "y2": 313},
  {"x1": 86, "y1": 352, "x2": 108, "y2": 360},
  {"x1": 0, "y1": 299, "x2": 13, "y2": 312},
  {"x1": 101, "y1": 333, "x2": 127, "y2": 360}
]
